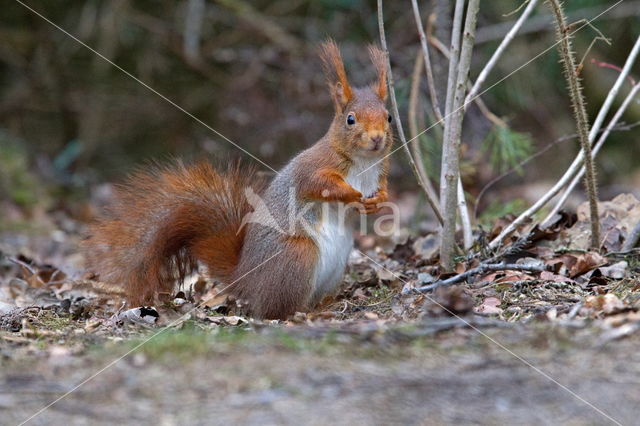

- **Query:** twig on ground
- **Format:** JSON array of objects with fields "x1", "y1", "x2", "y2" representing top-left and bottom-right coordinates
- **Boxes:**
[
  {"x1": 488, "y1": 35, "x2": 640, "y2": 249},
  {"x1": 417, "y1": 263, "x2": 547, "y2": 292},
  {"x1": 9, "y1": 257, "x2": 38, "y2": 277},
  {"x1": 377, "y1": 0, "x2": 443, "y2": 224}
]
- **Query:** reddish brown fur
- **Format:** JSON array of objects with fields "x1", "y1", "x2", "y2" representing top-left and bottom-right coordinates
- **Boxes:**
[
  {"x1": 231, "y1": 235, "x2": 316, "y2": 319},
  {"x1": 319, "y1": 39, "x2": 353, "y2": 110},
  {"x1": 367, "y1": 45, "x2": 388, "y2": 101},
  {"x1": 84, "y1": 162, "x2": 261, "y2": 306}
]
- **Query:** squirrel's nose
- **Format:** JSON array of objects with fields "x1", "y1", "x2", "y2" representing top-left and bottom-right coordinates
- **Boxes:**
[{"x1": 370, "y1": 135, "x2": 383, "y2": 146}]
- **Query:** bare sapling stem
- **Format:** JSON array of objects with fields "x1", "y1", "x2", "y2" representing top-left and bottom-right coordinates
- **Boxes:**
[
  {"x1": 409, "y1": 49, "x2": 441, "y2": 208},
  {"x1": 458, "y1": 179, "x2": 473, "y2": 249},
  {"x1": 377, "y1": 0, "x2": 444, "y2": 224},
  {"x1": 439, "y1": 0, "x2": 465, "y2": 269},
  {"x1": 440, "y1": 0, "x2": 480, "y2": 269},
  {"x1": 548, "y1": 0, "x2": 599, "y2": 248},
  {"x1": 411, "y1": 0, "x2": 444, "y2": 122},
  {"x1": 412, "y1": 0, "x2": 472, "y2": 249}
]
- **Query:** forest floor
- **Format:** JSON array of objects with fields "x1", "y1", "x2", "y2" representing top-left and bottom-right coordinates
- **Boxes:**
[{"x1": 2, "y1": 195, "x2": 640, "y2": 425}]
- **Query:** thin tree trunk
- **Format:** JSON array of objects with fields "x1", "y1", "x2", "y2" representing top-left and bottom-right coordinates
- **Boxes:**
[
  {"x1": 440, "y1": 0, "x2": 480, "y2": 269},
  {"x1": 413, "y1": 0, "x2": 470, "y2": 244},
  {"x1": 439, "y1": 0, "x2": 466, "y2": 269}
]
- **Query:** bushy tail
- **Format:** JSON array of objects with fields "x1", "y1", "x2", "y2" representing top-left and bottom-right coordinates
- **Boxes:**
[{"x1": 83, "y1": 161, "x2": 259, "y2": 306}]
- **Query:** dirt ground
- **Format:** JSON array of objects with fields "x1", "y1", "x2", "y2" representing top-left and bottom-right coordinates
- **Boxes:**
[
  {"x1": 3, "y1": 199, "x2": 640, "y2": 426},
  {"x1": 2, "y1": 318, "x2": 639, "y2": 426}
]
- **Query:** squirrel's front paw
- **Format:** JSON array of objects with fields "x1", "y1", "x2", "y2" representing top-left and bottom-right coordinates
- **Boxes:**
[{"x1": 358, "y1": 191, "x2": 387, "y2": 214}]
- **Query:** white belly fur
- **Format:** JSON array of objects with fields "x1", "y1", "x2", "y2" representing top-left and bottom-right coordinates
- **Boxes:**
[{"x1": 310, "y1": 157, "x2": 381, "y2": 303}]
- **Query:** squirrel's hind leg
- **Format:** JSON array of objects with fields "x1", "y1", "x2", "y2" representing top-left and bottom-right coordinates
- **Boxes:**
[{"x1": 229, "y1": 236, "x2": 317, "y2": 320}]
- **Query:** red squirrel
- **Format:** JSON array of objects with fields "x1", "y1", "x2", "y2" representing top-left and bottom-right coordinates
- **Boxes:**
[{"x1": 84, "y1": 40, "x2": 392, "y2": 319}]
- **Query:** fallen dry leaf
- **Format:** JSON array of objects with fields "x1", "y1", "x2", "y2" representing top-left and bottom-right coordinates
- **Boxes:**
[
  {"x1": 540, "y1": 270, "x2": 576, "y2": 283},
  {"x1": 598, "y1": 261, "x2": 628, "y2": 279},
  {"x1": 412, "y1": 234, "x2": 439, "y2": 261},
  {"x1": 496, "y1": 272, "x2": 536, "y2": 283},
  {"x1": 474, "y1": 297, "x2": 503, "y2": 315},
  {"x1": 376, "y1": 267, "x2": 396, "y2": 281},
  {"x1": 432, "y1": 286, "x2": 474, "y2": 315},
  {"x1": 584, "y1": 294, "x2": 626, "y2": 315},
  {"x1": 564, "y1": 194, "x2": 640, "y2": 251},
  {"x1": 545, "y1": 254, "x2": 577, "y2": 275},
  {"x1": 569, "y1": 252, "x2": 607, "y2": 277},
  {"x1": 202, "y1": 291, "x2": 228, "y2": 308}
]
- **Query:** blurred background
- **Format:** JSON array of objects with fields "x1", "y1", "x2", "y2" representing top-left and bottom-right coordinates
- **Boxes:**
[{"x1": 1, "y1": 0, "x2": 639, "y2": 230}]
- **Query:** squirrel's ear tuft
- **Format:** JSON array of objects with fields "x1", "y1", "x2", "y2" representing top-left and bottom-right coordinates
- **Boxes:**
[
  {"x1": 319, "y1": 39, "x2": 353, "y2": 111},
  {"x1": 368, "y1": 45, "x2": 387, "y2": 101}
]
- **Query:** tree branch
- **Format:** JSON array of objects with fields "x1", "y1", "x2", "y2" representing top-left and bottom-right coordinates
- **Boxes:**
[
  {"x1": 426, "y1": 31, "x2": 509, "y2": 129},
  {"x1": 489, "y1": 35, "x2": 640, "y2": 249},
  {"x1": 466, "y1": 0, "x2": 540, "y2": 104},
  {"x1": 413, "y1": 0, "x2": 474, "y2": 249},
  {"x1": 417, "y1": 263, "x2": 546, "y2": 292},
  {"x1": 475, "y1": 0, "x2": 640, "y2": 44},
  {"x1": 542, "y1": 82, "x2": 640, "y2": 227},
  {"x1": 411, "y1": 0, "x2": 443, "y2": 122},
  {"x1": 377, "y1": 0, "x2": 443, "y2": 224},
  {"x1": 474, "y1": 121, "x2": 640, "y2": 219}
]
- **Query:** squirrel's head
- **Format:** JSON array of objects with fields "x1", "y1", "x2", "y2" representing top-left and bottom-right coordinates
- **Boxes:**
[{"x1": 319, "y1": 39, "x2": 391, "y2": 158}]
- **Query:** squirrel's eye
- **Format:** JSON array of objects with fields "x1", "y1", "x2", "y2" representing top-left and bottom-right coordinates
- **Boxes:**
[
  {"x1": 346, "y1": 113, "x2": 356, "y2": 126},
  {"x1": 388, "y1": 114, "x2": 393, "y2": 123}
]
